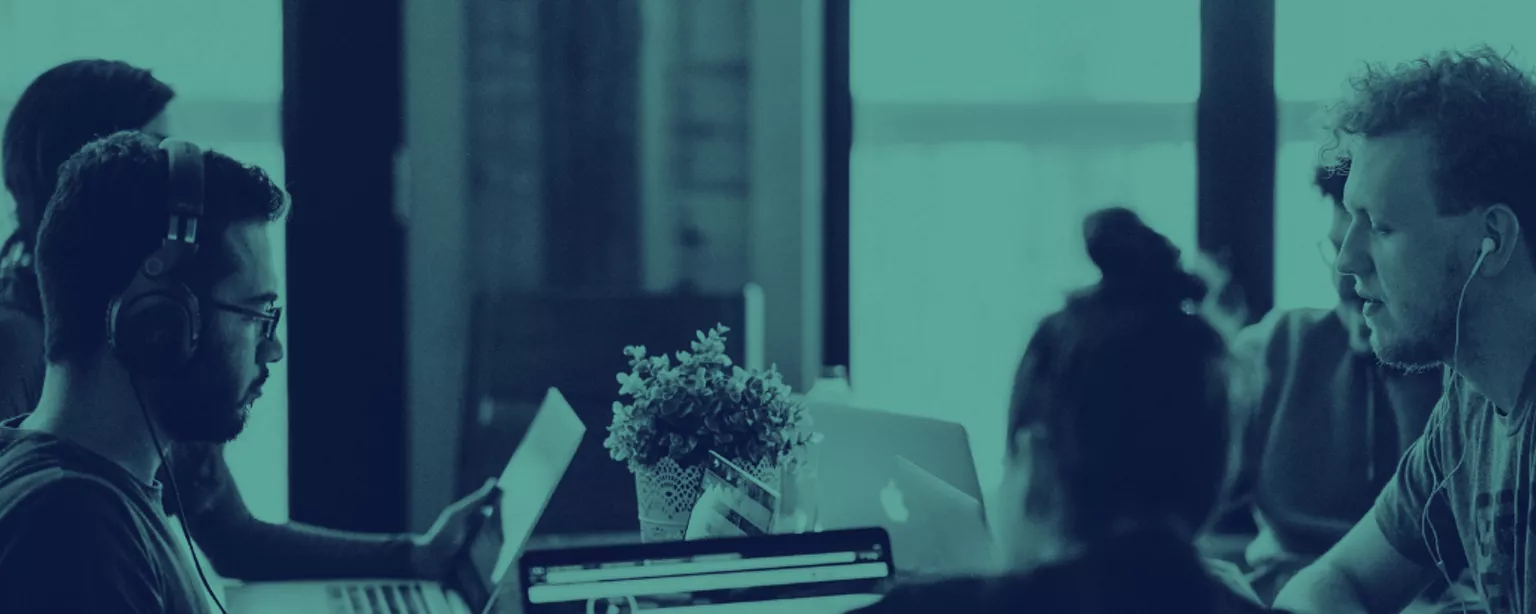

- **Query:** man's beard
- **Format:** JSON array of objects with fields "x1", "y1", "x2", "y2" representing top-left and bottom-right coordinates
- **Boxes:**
[
  {"x1": 1374, "y1": 324, "x2": 1451, "y2": 374},
  {"x1": 155, "y1": 393, "x2": 248, "y2": 444},
  {"x1": 148, "y1": 357, "x2": 259, "y2": 444},
  {"x1": 1371, "y1": 263, "x2": 1461, "y2": 373}
]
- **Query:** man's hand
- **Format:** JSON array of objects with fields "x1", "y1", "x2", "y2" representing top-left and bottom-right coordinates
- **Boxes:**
[{"x1": 411, "y1": 478, "x2": 500, "y2": 579}]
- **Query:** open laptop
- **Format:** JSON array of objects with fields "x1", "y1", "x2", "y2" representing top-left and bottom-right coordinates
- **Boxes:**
[
  {"x1": 224, "y1": 387, "x2": 586, "y2": 614},
  {"x1": 517, "y1": 527, "x2": 894, "y2": 613},
  {"x1": 805, "y1": 401, "x2": 996, "y2": 575}
]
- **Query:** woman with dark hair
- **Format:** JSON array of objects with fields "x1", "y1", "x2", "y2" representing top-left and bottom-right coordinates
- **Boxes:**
[
  {"x1": 0, "y1": 59, "x2": 493, "y2": 584},
  {"x1": 855, "y1": 207, "x2": 1268, "y2": 613},
  {"x1": 1, "y1": 59, "x2": 174, "y2": 412}
]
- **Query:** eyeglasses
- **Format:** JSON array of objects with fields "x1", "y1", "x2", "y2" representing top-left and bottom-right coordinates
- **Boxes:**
[
  {"x1": 1316, "y1": 238, "x2": 1340, "y2": 268},
  {"x1": 207, "y1": 300, "x2": 282, "y2": 341}
]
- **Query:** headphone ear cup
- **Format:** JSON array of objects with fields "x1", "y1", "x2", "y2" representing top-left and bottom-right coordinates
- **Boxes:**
[{"x1": 108, "y1": 284, "x2": 201, "y2": 374}]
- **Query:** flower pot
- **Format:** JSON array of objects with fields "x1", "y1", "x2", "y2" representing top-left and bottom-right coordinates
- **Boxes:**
[{"x1": 634, "y1": 456, "x2": 783, "y2": 543}]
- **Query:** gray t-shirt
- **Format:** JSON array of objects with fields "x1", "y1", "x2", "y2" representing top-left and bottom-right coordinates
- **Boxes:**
[
  {"x1": 0, "y1": 422, "x2": 215, "y2": 613},
  {"x1": 1376, "y1": 366, "x2": 1536, "y2": 613}
]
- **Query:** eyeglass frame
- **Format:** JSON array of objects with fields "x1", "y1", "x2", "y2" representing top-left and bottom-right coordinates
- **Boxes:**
[
  {"x1": 1316, "y1": 238, "x2": 1341, "y2": 269},
  {"x1": 206, "y1": 300, "x2": 282, "y2": 341}
]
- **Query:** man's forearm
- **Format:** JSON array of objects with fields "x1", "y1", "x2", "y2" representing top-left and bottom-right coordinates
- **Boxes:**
[
  {"x1": 200, "y1": 514, "x2": 420, "y2": 581},
  {"x1": 1272, "y1": 562, "x2": 1373, "y2": 614}
]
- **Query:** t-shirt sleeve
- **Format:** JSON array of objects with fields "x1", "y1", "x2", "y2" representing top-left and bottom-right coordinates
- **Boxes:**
[
  {"x1": 0, "y1": 478, "x2": 166, "y2": 613},
  {"x1": 1372, "y1": 391, "x2": 1465, "y2": 573}
]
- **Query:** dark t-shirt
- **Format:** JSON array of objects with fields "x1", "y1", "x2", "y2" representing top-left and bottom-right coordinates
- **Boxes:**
[
  {"x1": 0, "y1": 420, "x2": 215, "y2": 613},
  {"x1": 0, "y1": 284, "x2": 417, "y2": 582},
  {"x1": 853, "y1": 528, "x2": 1271, "y2": 614}
]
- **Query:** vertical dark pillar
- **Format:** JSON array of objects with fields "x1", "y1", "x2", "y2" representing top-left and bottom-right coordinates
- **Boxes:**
[
  {"x1": 282, "y1": 0, "x2": 408, "y2": 532},
  {"x1": 537, "y1": 0, "x2": 642, "y2": 291},
  {"x1": 1198, "y1": 0, "x2": 1277, "y2": 323},
  {"x1": 822, "y1": 0, "x2": 852, "y2": 377}
]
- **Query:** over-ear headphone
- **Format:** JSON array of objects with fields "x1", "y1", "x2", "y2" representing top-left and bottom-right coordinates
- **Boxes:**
[{"x1": 106, "y1": 138, "x2": 205, "y2": 375}]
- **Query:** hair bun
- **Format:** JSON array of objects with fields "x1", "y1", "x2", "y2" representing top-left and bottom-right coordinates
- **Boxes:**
[{"x1": 1083, "y1": 207, "x2": 1207, "y2": 307}]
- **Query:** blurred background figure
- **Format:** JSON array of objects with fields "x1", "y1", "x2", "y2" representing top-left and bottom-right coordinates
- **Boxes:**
[
  {"x1": 1, "y1": 59, "x2": 173, "y2": 416},
  {"x1": 1204, "y1": 160, "x2": 1470, "y2": 611},
  {"x1": 854, "y1": 208, "x2": 1263, "y2": 613}
]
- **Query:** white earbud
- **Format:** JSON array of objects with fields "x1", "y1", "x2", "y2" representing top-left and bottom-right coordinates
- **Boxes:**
[{"x1": 1481, "y1": 236, "x2": 1497, "y2": 257}]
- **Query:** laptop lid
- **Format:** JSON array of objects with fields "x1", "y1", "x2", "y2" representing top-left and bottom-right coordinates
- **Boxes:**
[
  {"x1": 450, "y1": 387, "x2": 586, "y2": 613},
  {"x1": 887, "y1": 455, "x2": 1000, "y2": 576},
  {"x1": 806, "y1": 401, "x2": 985, "y2": 530},
  {"x1": 518, "y1": 527, "x2": 893, "y2": 613}
]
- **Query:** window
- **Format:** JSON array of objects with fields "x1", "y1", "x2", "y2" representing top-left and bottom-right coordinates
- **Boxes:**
[
  {"x1": 848, "y1": 0, "x2": 1200, "y2": 503},
  {"x1": 1271, "y1": 0, "x2": 1536, "y2": 311},
  {"x1": 0, "y1": 0, "x2": 287, "y2": 523}
]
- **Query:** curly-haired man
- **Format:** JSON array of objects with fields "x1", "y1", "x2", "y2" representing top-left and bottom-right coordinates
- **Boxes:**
[{"x1": 1275, "y1": 46, "x2": 1536, "y2": 614}]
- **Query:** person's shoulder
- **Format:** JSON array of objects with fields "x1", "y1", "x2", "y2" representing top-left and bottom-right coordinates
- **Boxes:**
[
  {"x1": 1232, "y1": 307, "x2": 1347, "y2": 390},
  {"x1": 0, "y1": 468, "x2": 139, "y2": 521},
  {"x1": 0, "y1": 299, "x2": 45, "y2": 421},
  {"x1": 0, "y1": 301, "x2": 43, "y2": 374},
  {"x1": 1236, "y1": 307, "x2": 1336, "y2": 351},
  {"x1": 0, "y1": 428, "x2": 73, "y2": 483},
  {"x1": 0, "y1": 471, "x2": 167, "y2": 610},
  {"x1": 0, "y1": 469, "x2": 149, "y2": 559},
  {"x1": 0, "y1": 295, "x2": 43, "y2": 347}
]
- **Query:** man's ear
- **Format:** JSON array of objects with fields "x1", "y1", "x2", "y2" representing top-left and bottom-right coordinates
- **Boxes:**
[{"x1": 1480, "y1": 204, "x2": 1523, "y2": 277}]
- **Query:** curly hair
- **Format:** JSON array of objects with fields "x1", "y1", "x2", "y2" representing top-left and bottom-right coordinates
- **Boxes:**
[
  {"x1": 1313, "y1": 157, "x2": 1350, "y2": 206},
  {"x1": 1323, "y1": 46, "x2": 1536, "y2": 218}
]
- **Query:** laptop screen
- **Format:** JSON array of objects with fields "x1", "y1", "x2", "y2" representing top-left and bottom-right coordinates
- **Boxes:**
[
  {"x1": 518, "y1": 527, "x2": 893, "y2": 613},
  {"x1": 448, "y1": 387, "x2": 586, "y2": 613}
]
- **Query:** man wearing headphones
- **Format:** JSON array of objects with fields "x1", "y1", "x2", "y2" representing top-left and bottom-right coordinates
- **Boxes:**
[
  {"x1": 0, "y1": 132, "x2": 485, "y2": 612},
  {"x1": 1273, "y1": 46, "x2": 1536, "y2": 614}
]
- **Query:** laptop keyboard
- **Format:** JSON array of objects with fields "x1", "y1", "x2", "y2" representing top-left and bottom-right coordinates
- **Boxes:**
[{"x1": 326, "y1": 583, "x2": 433, "y2": 614}]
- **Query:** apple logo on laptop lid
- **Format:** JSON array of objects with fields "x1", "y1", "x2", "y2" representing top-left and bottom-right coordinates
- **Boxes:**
[{"x1": 879, "y1": 479, "x2": 910, "y2": 524}]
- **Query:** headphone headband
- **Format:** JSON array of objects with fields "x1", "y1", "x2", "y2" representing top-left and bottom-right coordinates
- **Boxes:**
[
  {"x1": 105, "y1": 137, "x2": 206, "y2": 374},
  {"x1": 160, "y1": 138, "x2": 205, "y2": 245}
]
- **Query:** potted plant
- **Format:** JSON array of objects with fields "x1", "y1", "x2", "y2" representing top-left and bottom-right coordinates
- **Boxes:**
[{"x1": 604, "y1": 324, "x2": 814, "y2": 542}]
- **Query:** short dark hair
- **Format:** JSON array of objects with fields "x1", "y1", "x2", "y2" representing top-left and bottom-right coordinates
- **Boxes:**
[
  {"x1": 1314, "y1": 157, "x2": 1350, "y2": 206},
  {"x1": 34, "y1": 132, "x2": 286, "y2": 364},
  {"x1": 1326, "y1": 46, "x2": 1536, "y2": 221},
  {"x1": 1008, "y1": 207, "x2": 1232, "y2": 538},
  {"x1": 2, "y1": 60, "x2": 174, "y2": 276}
]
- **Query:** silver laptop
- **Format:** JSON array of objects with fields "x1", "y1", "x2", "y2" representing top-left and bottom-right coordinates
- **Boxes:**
[
  {"x1": 224, "y1": 388, "x2": 586, "y2": 614},
  {"x1": 804, "y1": 401, "x2": 998, "y2": 575}
]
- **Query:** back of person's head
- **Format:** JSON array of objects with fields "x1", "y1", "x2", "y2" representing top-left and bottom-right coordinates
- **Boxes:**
[
  {"x1": 34, "y1": 131, "x2": 285, "y2": 366},
  {"x1": 1314, "y1": 157, "x2": 1350, "y2": 207},
  {"x1": 1006, "y1": 207, "x2": 1232, "y2": 544},
  {"x1": 1327, "y1": 45, "x2": 1536, "y2": 240},
  {"x1": 2, "y1": 60, "x2": 174, "y2": 310}
]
